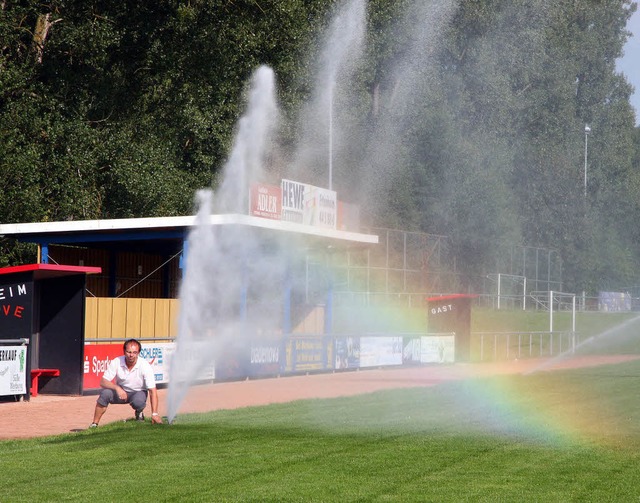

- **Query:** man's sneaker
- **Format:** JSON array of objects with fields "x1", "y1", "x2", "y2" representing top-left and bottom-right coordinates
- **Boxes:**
[
  {"x1": 135, "y1": 410, "x2": 145, "y2": 422},
  {"x1": 89, "y1": 423, "x2": 98, "y2": 428}
]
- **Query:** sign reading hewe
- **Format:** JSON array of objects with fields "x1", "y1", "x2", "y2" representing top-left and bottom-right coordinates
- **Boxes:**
[{"x1": 280, "y1": 179, "x2": 336, "y2": 229}]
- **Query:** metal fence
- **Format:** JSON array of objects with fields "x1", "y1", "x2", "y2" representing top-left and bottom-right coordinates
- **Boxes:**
[
  {"x1": 474, "y1": 331, "x2": 582, "y2": 362},
  {"x1": 324, "y1": 227, "x2": 563, "y2": 308}
]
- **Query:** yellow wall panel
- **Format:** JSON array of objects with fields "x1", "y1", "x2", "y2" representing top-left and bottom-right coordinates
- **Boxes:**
[
  {"x1": 293, "y1": 306, "x2": 324, "y2": 334},
  {"x1": 111, "y1": 298, "x2": 128, "y2": 340},
  {"x1": 85, "y1": 298, "x2": 179, "y2": 343},
  {"x1": 140, "y1": 299, "x2": 157, "y2": 337},
  {"x1": 85, "y1": 297, "x2": 98, "y2": 340},
  {"x1": 155, "y1": 300, "x2": 172, "y2": 338},
  {"x1": 96, "y1": 298, "x2": 114, "y2": 340},
  {"x1": 125, "y1": 298, "x2": 142, "y2": 338},
  {"x1": 169, "y1": 300, "x2": 180, "y2": 338}
]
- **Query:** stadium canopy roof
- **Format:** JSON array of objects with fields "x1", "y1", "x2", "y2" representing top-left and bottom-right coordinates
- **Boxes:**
[{"x1": 0, "y1": 214, "x2": 379, "y2": 257}]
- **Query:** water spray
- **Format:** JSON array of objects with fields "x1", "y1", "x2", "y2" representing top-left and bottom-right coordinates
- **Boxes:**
[{"x1": 524, "y1": 314, "x2": 640, "y2": 375}]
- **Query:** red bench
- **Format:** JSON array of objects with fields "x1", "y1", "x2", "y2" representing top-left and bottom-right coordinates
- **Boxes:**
[{"x1": 30, "y1": 368, "x2": 60, "y2": 397}]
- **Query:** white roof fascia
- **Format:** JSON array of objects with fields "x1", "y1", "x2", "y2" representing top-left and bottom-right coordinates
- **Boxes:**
[{"x1": 0, "y1": 214, "x2": 378, "y2": 245}]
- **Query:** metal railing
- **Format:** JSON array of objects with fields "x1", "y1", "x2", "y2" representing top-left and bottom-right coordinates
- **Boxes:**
[
  {"x1": 0, "y1": 338, "x2": 30, "y2": 345},
  {"x1": 475, "y1": 331, "x2": 580, "y2": 361},
  {"x1": 84, "y1": 337, "x2": 174, "y2": 343}
]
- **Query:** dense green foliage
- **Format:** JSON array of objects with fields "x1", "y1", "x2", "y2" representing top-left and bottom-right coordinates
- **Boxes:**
[
  {"x1": 4, "y1": 360, "x2": 640, "y2": 501},
  {"x1": 1, "y1": 0, "x2": 638, "y2": 292}
]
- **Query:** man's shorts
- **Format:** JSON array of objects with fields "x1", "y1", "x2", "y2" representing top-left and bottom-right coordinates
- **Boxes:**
[{"x1": 97, "y1": 388, "x2": 149, "y2": 411}]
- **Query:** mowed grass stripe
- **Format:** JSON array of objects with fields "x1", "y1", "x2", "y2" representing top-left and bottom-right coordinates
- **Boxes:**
[{"x1": 2, "y1": 360, "x2": 640, "y2": 501}]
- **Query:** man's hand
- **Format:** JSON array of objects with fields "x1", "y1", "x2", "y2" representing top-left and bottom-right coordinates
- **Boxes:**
[
  {"x1": 116, "y1": 386, "x2": 127, "y2": 401},
  {"x1": 151, "y1": 413, "x2": 163, "y2": 425},
  {"x1": 99, "y1": 378, "x2": 127, "y2": 401}
]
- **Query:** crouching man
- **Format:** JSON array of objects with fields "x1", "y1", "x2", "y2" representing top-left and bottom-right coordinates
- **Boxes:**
[{"x1": 90, "y1": 338, "x2": 163, "y2": 427}]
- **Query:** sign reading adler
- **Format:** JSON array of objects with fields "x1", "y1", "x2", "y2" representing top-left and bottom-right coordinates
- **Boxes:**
[{"x1": 250, "y1": 184, "x2": 281, "y2": 220}]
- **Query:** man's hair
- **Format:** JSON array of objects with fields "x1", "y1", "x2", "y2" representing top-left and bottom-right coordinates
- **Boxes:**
[{"x1": 123, "y1": 338, "x2": 142, "y2": 354}]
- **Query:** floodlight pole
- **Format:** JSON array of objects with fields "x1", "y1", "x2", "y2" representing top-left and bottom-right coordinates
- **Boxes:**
[
  {"x1": 584, "y1": 125, "x2": 591, "y2": 198},
  {"x1": 549, "y1": 290, "x2": 553, "y2": 333},
  {"x1": 328, "y1": 84, "x2": 333, "y2": 191},
  {"x1": 572, "y1": 295, "x2": 576, "y2": 353}
]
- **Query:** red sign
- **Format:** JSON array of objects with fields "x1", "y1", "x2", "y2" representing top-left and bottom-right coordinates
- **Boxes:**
[
  {"x1": 83, "y1": 344, "x2": 122, "y2": 390},
  {"x1": 250, "y1": 184, "x2": 282, "y2": 220}
]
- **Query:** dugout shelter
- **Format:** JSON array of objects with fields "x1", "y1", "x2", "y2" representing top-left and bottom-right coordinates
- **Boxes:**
[
  {"x1": 426, "y1": 294, "x2": 476, "y2": 362},
  {"x1": 0, "y1": 263, "x2": 101, "y2": 398}
]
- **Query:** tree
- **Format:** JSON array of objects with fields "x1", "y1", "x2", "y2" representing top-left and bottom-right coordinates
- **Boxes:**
[{"x1": 1, "y1": 0, "x2": 639, "y2": 294}]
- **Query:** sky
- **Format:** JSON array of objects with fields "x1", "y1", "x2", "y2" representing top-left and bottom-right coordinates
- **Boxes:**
[{"x1": 616, "y1": 6, "x2": 640, "y2": 126}]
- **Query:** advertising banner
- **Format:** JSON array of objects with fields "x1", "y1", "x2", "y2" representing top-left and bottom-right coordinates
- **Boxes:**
[
  {"x1": 162, "y1": 341, "x2": 216, "y2": 384},
  {"x1": 402, "y1": 337, "x2": 422, "y2": 364},
  {"x1": 0, "y1": 345, "x2": 27, "y2": 396},
  {"x1": 281, "y1": 179, "x2": 338, "y2": 229},
  {"x1": 335, "y1": 337, "x2": 360, "y2": 369},
  {"x1": 306, "y1": 186, "x2": 337, "y2": 229},
  {"x1": 246, "y1": 178, "x2": 343, "y2": 231},
  {"x1": 359, "y1": 336, "x2": 403, "y2": 367},
  {"x1": 83, "y1": 342, "x2": 211, "y2": 390},
  {"x1": 286, "y1": 336, "x2": 326, "y2": 372},
  {"x1": 420, "y1": 336, "x2": 455, "y2": 363},
  {"x1": 83, "y1": 344, "x2": 125, "y2": 389},
  {"x1": 281, "y1": 179, "x2": 307, "y2": 224},
  {"x1": 248, "y1": 341, "x2": 281, "y2": 377},
  {"x1": 250, "y1": 184, "x2": 282, "y2": 220},
  {"x1": 139, "y1": 343, "x2": 174, "y2": 384}
]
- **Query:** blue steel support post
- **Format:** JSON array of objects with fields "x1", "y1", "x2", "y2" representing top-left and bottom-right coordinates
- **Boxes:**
[
  {"x1": 324, "y1": 262, "x2": 333, "y2": 369},
  {"x1": 282, "y1": 256, "x2": 292, "y2": 374},
  {"x1": 283, "y1": 257, "x2": 292, "y2": 335},
  {"x1": 40, "y1": 243, "x2": 49, "y2": 263},
  {"x1": 240, "y1": 257, "x2": 248, "y2": 322},
  {"x1": 179, "y1": 238, "x2": 188, "y2": 278}
]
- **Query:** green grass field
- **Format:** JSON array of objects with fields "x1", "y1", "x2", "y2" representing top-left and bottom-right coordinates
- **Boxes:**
[
  {"x1": 2, "y1": 310, "x2": 639, "y2": 502},
  {"x1": 2, "y1": 357, "x2": 640, "y2": 502}
]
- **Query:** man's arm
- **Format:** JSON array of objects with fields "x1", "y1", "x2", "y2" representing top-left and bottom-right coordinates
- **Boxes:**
[
  {"x1": 100, "y1": 377, "x2": 127, "y2": 401},
  {"x1": 149, "y1": 388, "x2": 163, "y2": 424}
]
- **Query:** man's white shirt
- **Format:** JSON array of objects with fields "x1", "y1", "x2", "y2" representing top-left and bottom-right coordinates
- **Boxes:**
[{"x1": 102, "y1": 356, "x2": 156, "y2": 392}]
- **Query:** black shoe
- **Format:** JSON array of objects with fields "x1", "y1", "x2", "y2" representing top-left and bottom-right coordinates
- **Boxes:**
[{"x1": 135, "y1": 410, "x2": 145, "y2": 422}]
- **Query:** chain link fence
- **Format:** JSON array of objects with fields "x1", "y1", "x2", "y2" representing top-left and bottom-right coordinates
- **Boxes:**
[{"x1": 325, "y1": 227, "x2": 564, "y2": 309}]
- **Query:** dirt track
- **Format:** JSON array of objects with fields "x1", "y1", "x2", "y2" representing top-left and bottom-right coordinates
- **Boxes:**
[{"x1": 1, "y1": 355, "x2": 636, "y2": 440}]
